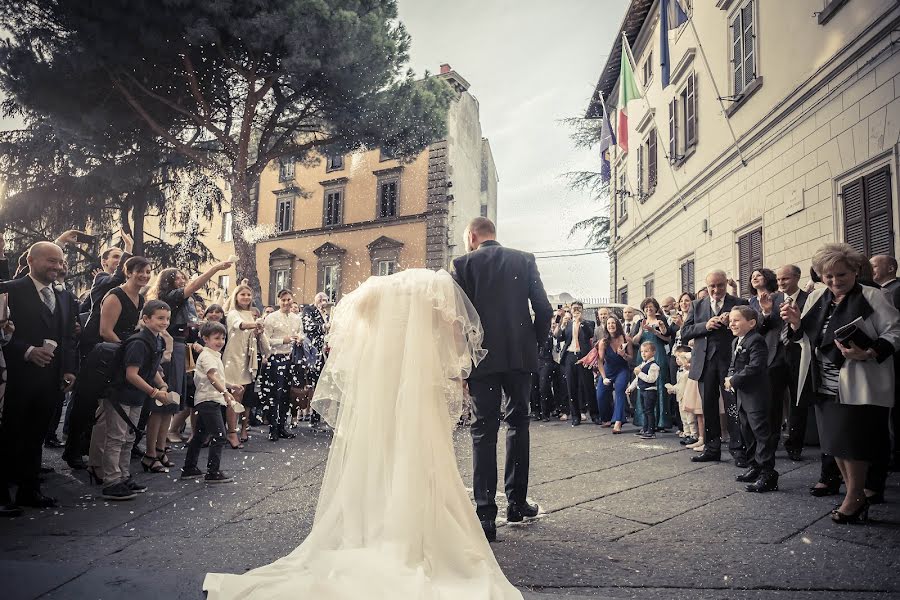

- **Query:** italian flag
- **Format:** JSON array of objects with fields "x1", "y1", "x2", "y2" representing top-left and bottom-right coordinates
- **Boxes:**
[{"x1": 617, "y1": 38, "x2": 641, "y2": 153}]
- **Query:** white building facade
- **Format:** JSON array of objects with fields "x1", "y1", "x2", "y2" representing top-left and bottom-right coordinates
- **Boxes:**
[{"x1": 589, "y1": 0, "x2": 900, "y2": 304}]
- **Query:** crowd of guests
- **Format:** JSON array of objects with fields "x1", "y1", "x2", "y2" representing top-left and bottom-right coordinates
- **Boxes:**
[
  {"x1": 533, "y1": 244, "x2": 900, "y2": 524},
  {"x1": 0, "y1": 231, "x2": 331, "y2": 513}
]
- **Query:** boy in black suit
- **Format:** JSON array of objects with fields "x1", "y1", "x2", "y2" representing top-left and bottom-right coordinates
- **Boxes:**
[{"x1": 725, "y1": 306, "x2": 778, "y2": 493}]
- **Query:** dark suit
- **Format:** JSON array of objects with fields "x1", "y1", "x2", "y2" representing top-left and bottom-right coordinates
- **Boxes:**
[
  {"x1": 556, "y1": 319, "x2": 597, "y2": 420},
  {"x1": 729, "y1": 331, "x2": 776, "y2": 471},
  {"x1": 775, "y1": 290, "x2": 810, "y2": 454},
  {"x1": 452, "y1": 240, "x2": 552, "y2": 522},
  {"x1": 681, "y1": 294, "x2": 748, "y2": 457},
  {"x1": 0, "y1": 275, "x2": 77, "y2": 501}
]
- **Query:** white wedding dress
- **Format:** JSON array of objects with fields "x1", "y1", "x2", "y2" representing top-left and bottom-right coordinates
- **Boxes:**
[{"x1": 203, "y1": 269, "x2": 523, "y2": 600}]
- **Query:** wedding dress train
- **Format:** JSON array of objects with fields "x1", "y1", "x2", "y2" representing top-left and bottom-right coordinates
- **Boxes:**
[{"x1": 203, "y1": 269, "x2": 523, "y2": 599}]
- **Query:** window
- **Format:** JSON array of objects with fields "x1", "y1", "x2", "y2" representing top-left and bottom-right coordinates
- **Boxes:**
[
  {"x1": 323, "y1": 189, "x2": 343, "y2": 227},
  {"x1": 644, "y1": 278, "x2": 654, "y2": 300},
  {"x1": 730, "y1": 0, "x2": 757, "y2": 96},
  {"x1": 377, "y1": 260, "x2": 396, "y2": 277},
  {"x1": 737, "y1": 227, "x2": 763, "y2": 297},
  {"x1": 642, "y1": 50, "x2": 653, "y2": 87},
  {"x1": 326, "y1": 153, "x2": 344, "y2": 172},
  {"x1": 819, "y1": 0, "x2": 849, "y2": 25},
  {"x1": 278, "y1": 157, "x2": 295, "y2": 182},
  {"x1": 273, "y1": 268, "x2": 289, "y2": 295},
  {"x1": 323, "y1": 264, "x2": 340, "y2": 303},
  {"x1": 616, "y1": 168, "x2": 628, "y2": 223},
  {"x1": 276, "y1": 197, "x2": 294, "y2": 233},
  {"x1": 618, "y1": 287, "x2": 629, "y2": 306},
  {"x1": 221, "y1": 211, "x2": 233, "y2": 242},
  {"x1": 218, "y1": 275, "x2": 230, "y2": 294},
  {"x1": 669, "y1": 73, "x2": 697, "y2": 163},
  {"x1": 378, "y1": 179, "x2": 398, "y2": 219},
  {"x1": 638, "y1": 130, "x2": 657, "y2": 199},
  {"x1": 843, "y1": 166, "x2": 894, "y2": 257},
  {"x1": 680, "y1": 258, "x2": 695, "y2": 294}
]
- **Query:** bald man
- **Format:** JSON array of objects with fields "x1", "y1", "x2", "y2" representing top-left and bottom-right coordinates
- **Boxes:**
[{"x1": 0, "y1": 242, "x2": 78, "y2": 515}]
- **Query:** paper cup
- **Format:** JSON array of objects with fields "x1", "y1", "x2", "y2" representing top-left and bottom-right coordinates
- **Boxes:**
[
  {"x1": 227, "y1": 254, "x2": 238, "y2": 263},
  {"x1": 43, "y1": 339, "x2": 58, "y2": 353},
  {"x1": 155, "y1": 391, "x2": 180, "y2": 407}
]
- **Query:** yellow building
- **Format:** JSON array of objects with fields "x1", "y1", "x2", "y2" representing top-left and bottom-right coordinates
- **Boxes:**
[{"x1": 170, "y1": 65, "x2": 498, "y2": 306}]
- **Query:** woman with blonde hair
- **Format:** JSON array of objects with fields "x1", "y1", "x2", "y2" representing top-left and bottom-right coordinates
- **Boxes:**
[
  {"x1": 222, "y1": 284, "x2": 267, "y2": 446},
  {"x1": 782, "y1": 243, "x2": 900, "y2": 524}
]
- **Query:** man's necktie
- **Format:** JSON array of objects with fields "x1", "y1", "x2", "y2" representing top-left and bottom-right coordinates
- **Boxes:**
[
  {"x1": 713, "y1": 300, "x2": 721, "y2": 315},
  {"x1": 40, "y1": 286, "x2": 56, "y2": 314}
]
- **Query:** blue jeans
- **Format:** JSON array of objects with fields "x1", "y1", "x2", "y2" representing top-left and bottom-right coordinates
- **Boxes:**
[{"x1": 600, "y1": 369, "x2": 629, "y2": 423}]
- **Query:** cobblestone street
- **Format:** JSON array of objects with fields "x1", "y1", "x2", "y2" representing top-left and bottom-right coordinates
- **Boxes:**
[{"x1": 1, "y1": 419, "x2": 898, "y2": 599}]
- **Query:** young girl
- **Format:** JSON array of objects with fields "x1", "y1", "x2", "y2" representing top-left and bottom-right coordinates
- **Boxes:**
[
  {"x1": 666, "y1": 347, "x2": 698, "y2": 444},
  {"x1": 596, "y1": 317, "x2": 632, "y2": 434},
  {"x1": 222, "y1": 285, "x2": 267, "y2": 445}
]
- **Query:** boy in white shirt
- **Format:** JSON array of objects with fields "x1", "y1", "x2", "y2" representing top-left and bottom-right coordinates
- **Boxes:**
[
  {"x1": 626, "y1": 342, "x2": 660, "y2": 439},
  {"x1": 181, "y1": 321, "x2": 239, "y2": 483}
]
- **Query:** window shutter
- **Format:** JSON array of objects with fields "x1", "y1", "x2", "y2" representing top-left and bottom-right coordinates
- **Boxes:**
[
  {"x1": 637, "y1": 144, "x2": 644, "y2": 198},
  {"x1": 750, "y1": 228, "x2": 763, "y2": 273},
  {"x1": 742, "y1": 1, "x2": 755, "y2": 88},
  {"x1": 648, "y1": 132, "x2": 657, "y2": 190},
  {"x1": 731, "y1": 12, "x2": 743, "y2": 95},
  {"x1": 737, "y1": 228, "x2": 763, "y2": 297},
  {"x1": 688, "y1": 259, "x2": 695, "y2": 293},
  {"x1": 864, "y1": 167, "x2": 894, "y2": 256},
  {"x1": 842, "y1": 178, "x2": 866, "y2": 255},
  {"x1": 669, "y1": 98, "x2": 677, "y2": 160},
  {"x1": 686, "y1": 73, "x2": 697, "y2": 147}
]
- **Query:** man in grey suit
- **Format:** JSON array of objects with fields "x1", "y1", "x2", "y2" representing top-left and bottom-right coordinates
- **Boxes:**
[
  {"x1": 452, "y1": 217, "x2": 553, "y2": 542},
  {"x1": 681, "y1": 270, "x2": 749, "y2": 464}
]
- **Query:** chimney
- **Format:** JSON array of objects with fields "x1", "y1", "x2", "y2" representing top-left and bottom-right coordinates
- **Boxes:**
[{"x1": 440, "y1": 63, "x2": 452, "y2": 74}]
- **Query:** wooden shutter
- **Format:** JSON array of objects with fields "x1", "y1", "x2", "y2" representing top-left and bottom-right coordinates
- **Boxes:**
[
  {"x1": 686, "y1": 73, "x2": 697, "y2": 147},
  {"x1": 681, "y1": 259, "x2": 695, "y2": 294},
  {"x1": 637, "y1": 144, "x2": 644, "y2": 198},
  {"x1": 731, "y1": 11, "x2": 743, "y2": 95},
  {"x1": 648, "y1": 131, "x2": 657, "y2": 191},
  {"x1": 864, "y1": 167, "x2": 894, "y2": 256},
  {"x1": 644, "y1": 279, "x2": 654, "y2": 299},
  {"x1": 842, "y1": 178, "x2": 866, "y2": 254},
  {"x1": 742, "y1": 1, "x2": 755, "y2": 88},
  {"x1": 669, "y1": 98, "x2": 677, "y2": 160},
  {"x1": 737, "y1": 228, "x2": 762, "y2": 297}
]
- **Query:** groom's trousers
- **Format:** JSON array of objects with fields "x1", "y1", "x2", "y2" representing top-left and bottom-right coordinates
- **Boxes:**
[{"x1": 468, "y1": 371, "x2": 532, "y2": 522}]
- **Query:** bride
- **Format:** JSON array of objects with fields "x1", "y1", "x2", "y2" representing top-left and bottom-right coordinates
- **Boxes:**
[{"x1": 204, "y1": 269, "x2": 523, "y2": 599}]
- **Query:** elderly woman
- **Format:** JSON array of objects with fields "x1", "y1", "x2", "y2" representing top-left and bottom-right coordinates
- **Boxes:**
[{"x1": 781, "y1": 243, "x2": 900, "y2": 524}]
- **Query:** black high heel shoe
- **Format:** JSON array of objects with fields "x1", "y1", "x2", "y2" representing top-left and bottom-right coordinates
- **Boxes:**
[
  {"x1": 155, "y1": 449, "x2": 175, "y2": 468},
  {"x1": 141, "y1": 454, "x2": 169, "y2": 473},
  {"x1": 831, "y1": 498, "x2": 870, "y2": 524},
  {"x1": 809, "y1": 479, "x2": 841, "y2": 497}
]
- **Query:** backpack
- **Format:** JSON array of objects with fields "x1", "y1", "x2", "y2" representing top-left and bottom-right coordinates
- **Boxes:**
[{"x1": 75, "y1": 334, "x2": 155, "y2": 401}]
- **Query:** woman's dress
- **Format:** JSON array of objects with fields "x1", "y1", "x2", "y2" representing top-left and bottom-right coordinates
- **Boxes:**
[{"x1": 634, "y1": 325, "x2": 671, "y2": 429}]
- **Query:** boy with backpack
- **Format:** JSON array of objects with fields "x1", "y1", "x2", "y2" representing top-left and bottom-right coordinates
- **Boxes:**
[{"x1": 100, "y1": 300, "x2": 170, "y2": 501}]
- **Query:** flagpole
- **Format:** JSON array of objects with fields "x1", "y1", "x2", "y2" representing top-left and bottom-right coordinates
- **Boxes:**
[
  {"x1": 621, "y1": 33, "x2": 689, "y2": 212},
  {"x1": 686, "y1": 17, "x2": 748, "y2": 167}
]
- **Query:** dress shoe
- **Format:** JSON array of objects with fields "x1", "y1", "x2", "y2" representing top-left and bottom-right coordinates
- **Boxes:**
[
  {"x1": 481, "y1": 520, "x2": 497, "y2": 542},
  {"x1": 278, "y1": 429, "x2": 296, "y2": 439},
  {"x1": 691, "y1": 451, "x2": 721, "y2": 463},
  {"x1": 865, "y1": 491, "x2": 885, "y2": 505},
  {"x1": 570, "y1": 418, "x2": 581, "y2": 426},
  {"x1": 786, "y1": 448, "x2": 803, "y2": 461},
  {"x1": 733, "y1": 457, "x2": 750, "y2": 469},
  {"x1": 44, "y1": 436, "x2": 64, "y2": 449},
  {"x1": 15, "y1": 491, "x2": 58, "y2": 509},
  {"x1": 64, "y1": 455, "x2": 87, "y2": 470},
  {"x1": 268, "y1": 432, "x2": 278, "y2": 442},
  {"x1": 736, "y1": 467, "x2": 761, "y2": 482},
  {"x1": 746, "y1": 472, "x2": 778, "y2": 493},
  {"x1": 809, "y1": 481, "x2": 841, "y2": 497},
  {"x1": 0, "y1": 503, "x2": 23, "y2": 517},
  {"x1": 591, "y1": 416, "x2": 602, "y2": 425},
  {"x1": 542, "y1": 416, "x2": 551, "y2": 422},
  {"x1": 531, "y1": 413, "x2": 543, "y2": 421},
  {"x1": 507, "y1": 501, "x2": 540, "y2": 522}
]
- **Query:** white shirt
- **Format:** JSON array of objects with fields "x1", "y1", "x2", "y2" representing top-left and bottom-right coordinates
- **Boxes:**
[
  {"x1": 626, "y1": 361, "x2": 660, "y2": 393},
  {"x1": 784, "y1": 288, "x2": 801, "y2": 305},
  {"x1": 264, "y1": 309, "x2": 303, "y2": 355},
  {"x1": 194, "y1": 347, "x2": 227, "y2": 406}
]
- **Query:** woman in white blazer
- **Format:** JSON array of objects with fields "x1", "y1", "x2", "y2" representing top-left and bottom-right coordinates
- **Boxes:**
[{"x1": 781, "y1": 243, "x2": 900, "y2": 524}]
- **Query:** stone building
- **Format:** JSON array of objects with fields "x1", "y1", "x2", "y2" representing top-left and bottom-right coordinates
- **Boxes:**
[
  {"x1": 588, "y1": 0, "x2": 900, "y2": 303},
  {"x1": 185, "y1": 65, "x2": 497, "y2": 306}
]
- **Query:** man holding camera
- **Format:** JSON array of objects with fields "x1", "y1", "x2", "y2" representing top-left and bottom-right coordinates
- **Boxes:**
[{"x1": 555, "y1": 301, "x2": 597, "y2": 426}]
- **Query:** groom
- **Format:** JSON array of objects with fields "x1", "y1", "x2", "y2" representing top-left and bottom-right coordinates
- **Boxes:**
[{"x1": 452, "y1": 217, "x2": 553, "y2": 542}]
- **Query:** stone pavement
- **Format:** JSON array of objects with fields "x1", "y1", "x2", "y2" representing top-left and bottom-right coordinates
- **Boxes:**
[{"x1": 1, "y1": 419, "x2": 898, "y2": 599}]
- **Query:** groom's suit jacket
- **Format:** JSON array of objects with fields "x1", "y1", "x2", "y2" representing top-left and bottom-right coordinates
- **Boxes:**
[{"x1": 452, "y1": 240, "x2": 553, "y2": 377}]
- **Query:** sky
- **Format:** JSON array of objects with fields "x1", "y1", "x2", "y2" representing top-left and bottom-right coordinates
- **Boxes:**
[
  {"x1": 0, "y1": 1, "x2": 628, "y2": 297},
  {"x1": 397, "y1": 0, "x2": 627, "y2": 296}
]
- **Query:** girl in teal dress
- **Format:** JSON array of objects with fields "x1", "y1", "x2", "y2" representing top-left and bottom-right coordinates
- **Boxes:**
[{"x1": 631, "y1": 298, "x2": 672, "y2": 430}]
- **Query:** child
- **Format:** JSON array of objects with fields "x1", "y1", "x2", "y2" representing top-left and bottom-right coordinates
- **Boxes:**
[
  {"x1": 626, "y1": 342, "x2": 660, "y2": 439},
  {"x1": 181, "y1": 321, "x2": 237, "y2": 483},
  {"x1": 101, "y1": 300, "x2": 170, "y2": 500},
  {"x1": 725, "y1": 306, "x2": 778, "y2": 493},
  {"x1": 666, "y1": 346, "x2": 699, "y2": 445}
]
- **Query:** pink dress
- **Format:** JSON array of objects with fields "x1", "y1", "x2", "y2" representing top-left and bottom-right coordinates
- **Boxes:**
[{"x1": 682, "y1": 372, "x2": 725, "y2": 415}]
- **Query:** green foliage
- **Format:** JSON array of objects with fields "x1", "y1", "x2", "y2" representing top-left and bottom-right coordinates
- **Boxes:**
[{"x1": 563, "y1": 117, "x2": 611, "y2": 251}]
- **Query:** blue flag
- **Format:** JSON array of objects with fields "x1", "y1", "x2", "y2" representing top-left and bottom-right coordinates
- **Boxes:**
[
  {"x1": 598, "y1": 98, "x2": 616, "y2": 185},
  {"x1": 660, "y1": 0, "x2": 689, "y2": 88}
]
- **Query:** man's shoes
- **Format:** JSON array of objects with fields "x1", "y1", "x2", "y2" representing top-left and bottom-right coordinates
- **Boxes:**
[
  {"x1": 733, "y1": 457, "x2": 750, "y2": 469},
  {"x1": 124, "y1": 477, "x2": 147, "y2": 493},
  {"x1": 691, "y1": 451, "x2": 721, "y2": 463},
  {"x1": 507, "y1": 501, "x2": 540, "y2": 523},
  {"x1": 268, "y1": 432, "x2": 278, "y2": 442},
  {"x1": 180, "y1": 466, "x2": 203, "y2": 479},
  {"x1": 531, "y1": 413, "x2": 543, "y2": 421},
  {"x1": 542, "y1": 416, "x2": 551, "y2": 422},
  {"x1": 736, "y1": 467, "x2": 762, "y2": 482},
  {"x1": 570, "y1": 418, "x2": 581, "y2": 427},
  {"x1": 15, "y1": 491, "x2": 58, "y2": 508},
  {"x1": 481, "y1": 520, "x2": 497, "y2": 542},
  {"x1": 204, "y1": 471, "x2": 232, "y2": 484},
  {"x1": 278, "y1": 429, "x2": 296, "y2": 439},
  {"x1": 591, "y1": 416, "x2": 602, "y2": 425},
  {"x1": 746, "y1": 472, "x2": 778, "y2": 493},
  {"x1": 0, "y1": 503, "x2": 22, "y2": 518},
  {"x1": 680, "y1": 436, "x2": 697, "y2": 446},
  {"x1": 44, "y1": 436, "x2": 64, "y2": 449},
  {"x1": 64, "y1": 455, "x2": 87, "y2": 470},
  {"x1": 101, "y1": 482, "x2": 137, "y2": 501},
  {"x1": 639, "y1": 432, "x2": 656, "y2": 439},
  {"x1": 786, "y1": 448, "x2": 803, "y2": 461}
]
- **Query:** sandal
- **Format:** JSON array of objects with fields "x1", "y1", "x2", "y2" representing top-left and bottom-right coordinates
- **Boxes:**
[
  {"x1": 226, "y1": 430, "x2": 244, "y2": 450},
  {"x1": 141, "y1": 454, "x2": 169, "y2": 473},
  {"x1": 155, "y1": 448, "x2": 175, "y2": 468}
]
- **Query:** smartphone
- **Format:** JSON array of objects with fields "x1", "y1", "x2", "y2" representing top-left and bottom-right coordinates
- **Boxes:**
[{"x1": 73, "y1": 232, "x2": 96, "y2": 244}]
